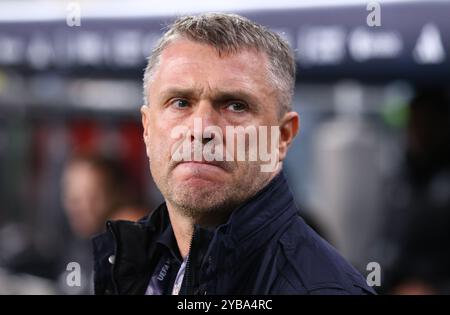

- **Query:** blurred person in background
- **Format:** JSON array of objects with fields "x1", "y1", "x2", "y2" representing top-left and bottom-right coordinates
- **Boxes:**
[
  {"x1": 60, "y1": 154, "x2": 148, "y2": 293},
  {"x1": 383, "y1": 88, "x2": 450, "y2": 294},
  {"x1": 62, "y1": 154, "x2": 148, "y2": 239}
]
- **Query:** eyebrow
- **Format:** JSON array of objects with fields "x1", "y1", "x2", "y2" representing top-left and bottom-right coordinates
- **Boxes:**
[
  {"x1": 158, "y1": 87, "x2": 197, "y2": 101},
  {"x1": 158, "y1": 86, "x2": 261, "y2": 111}
]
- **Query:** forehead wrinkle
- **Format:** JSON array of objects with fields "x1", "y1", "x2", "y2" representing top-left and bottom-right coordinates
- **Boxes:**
[
  {"x1": 151, "y1": 41, "x2": 276, "y2": 110},
  {"x1": 158, "y1": 41, "x2": 270, "y2": 84}
]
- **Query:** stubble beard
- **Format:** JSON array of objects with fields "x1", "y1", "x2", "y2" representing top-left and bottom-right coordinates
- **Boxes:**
[{"x1": 151, "y1": 157, "x2": 272, "y2": 224}]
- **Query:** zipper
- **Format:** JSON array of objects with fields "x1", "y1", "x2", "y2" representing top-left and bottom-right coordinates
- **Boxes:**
[
  {"x1": 185, "y1": 225, "x2": 206, "y2": 295},
  {"x1": 181, "y1": 224, "x2": 215, "y2": 295},
  {"x1": 182, "y1": 225, "x2": 198, "y2": 295}
]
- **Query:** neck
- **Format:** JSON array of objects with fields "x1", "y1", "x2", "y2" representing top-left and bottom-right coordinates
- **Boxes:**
[
  {"x1": 166, "y1": 201, "x2": 231, "y2": 259},
  {"x1": 165, "y1": 169, "x2": 282, "y2": 259},
  {"x1": 166, "y1": 203, "x2": 193, "y2": 259}
]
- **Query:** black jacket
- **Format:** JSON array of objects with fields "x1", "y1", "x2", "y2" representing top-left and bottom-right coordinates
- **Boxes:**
[{"x1": 92, "y1": 172, "x2": 376, "y2": 295}]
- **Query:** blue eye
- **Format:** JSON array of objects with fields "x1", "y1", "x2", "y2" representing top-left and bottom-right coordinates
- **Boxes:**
[
  {"x1": 226, "y1": 102, "x2": 246, "y2": 112},
  {"x1": 171, "y1": 99, "x2": 189, "y2": 109}
]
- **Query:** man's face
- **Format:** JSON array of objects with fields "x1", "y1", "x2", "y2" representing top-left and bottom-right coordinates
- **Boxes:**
[
  {"x1": 141, "y1": 39, "x2": 294, "y2": 219},
  {"x1": 62, "y1": 162, "x2": 111, "y2": 238}
]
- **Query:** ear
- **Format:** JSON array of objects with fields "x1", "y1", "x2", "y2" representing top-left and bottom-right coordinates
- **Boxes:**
[
  {"x1": 278, "y1": 111, "x2": 299, "y2": 162},
  {"x1": 141, "y1": 105, "x2": 152, "y2": 158}
]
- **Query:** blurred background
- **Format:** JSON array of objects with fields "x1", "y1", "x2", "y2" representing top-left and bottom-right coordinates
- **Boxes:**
[{"x1": 0, "y1": 0, "x2": 449, "y2": 294}]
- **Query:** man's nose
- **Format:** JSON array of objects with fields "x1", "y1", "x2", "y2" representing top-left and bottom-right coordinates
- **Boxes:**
[{"x1": 189, "y1": 101, "x2": 219, "y2": 145}]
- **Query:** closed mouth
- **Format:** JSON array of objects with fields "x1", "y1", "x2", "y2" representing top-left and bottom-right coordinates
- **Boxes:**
[{"x1": 176, "y1": 160, "x2": 228, "y2": 172}]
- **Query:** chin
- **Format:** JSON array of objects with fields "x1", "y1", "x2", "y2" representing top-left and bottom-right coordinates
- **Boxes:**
[
  {"x1": 182, "y1": 176, "x2": 222, "y2": 188},
  {"x1": 173, "y1": 186, "x2": 225, "y2": 207},
  {"x1": 172, "y1": 171, "x2": 228, "y2": 189},
  {"x1": 175, "y1": 179, "x2": 221, "y2": 196}
]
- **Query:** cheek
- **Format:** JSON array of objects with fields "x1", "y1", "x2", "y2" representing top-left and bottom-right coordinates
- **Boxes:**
[{"x1": 146, "y1": 121, "x2": 177, "y2": 162}]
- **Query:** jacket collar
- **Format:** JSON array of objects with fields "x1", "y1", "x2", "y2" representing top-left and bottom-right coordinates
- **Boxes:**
[{"x1": 219, "y1": 170, "x2": 296, "y2": 246}]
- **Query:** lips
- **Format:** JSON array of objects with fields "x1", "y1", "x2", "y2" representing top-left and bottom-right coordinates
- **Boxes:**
[{"x1": 177, "y1": 160, "x2": 227, "y2": 171}]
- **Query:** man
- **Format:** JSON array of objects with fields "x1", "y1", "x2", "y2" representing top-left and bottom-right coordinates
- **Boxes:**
[
  {"x1": 62, "y1": 154, "x2": 147, "y2": 239},
  {"x1": 93, "y1": 13, "x2": 375, "y2": 295},
  {"x1": 61, "y1": 154, "x2": 147, "y2": 294}
]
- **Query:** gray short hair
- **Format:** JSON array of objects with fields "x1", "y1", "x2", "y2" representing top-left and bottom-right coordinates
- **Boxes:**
[{"x1": 143, "y1": 13, "x2": 296, "y2": 115}]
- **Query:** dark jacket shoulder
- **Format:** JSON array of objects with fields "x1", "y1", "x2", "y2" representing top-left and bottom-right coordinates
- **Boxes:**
[{"x1": 272, "y1": 215, "x2": 375, "y2": 294}]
